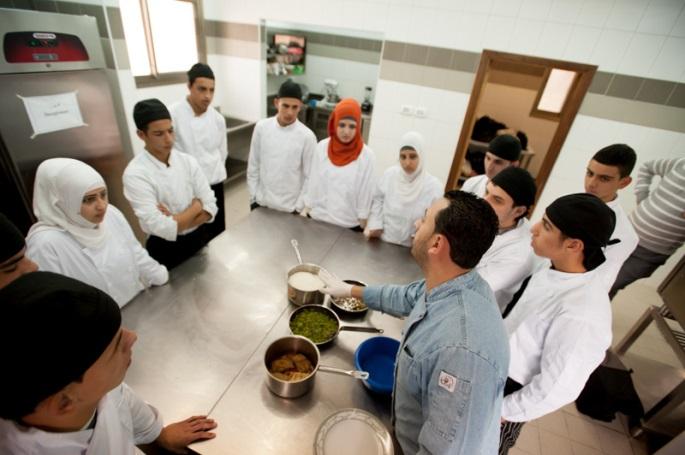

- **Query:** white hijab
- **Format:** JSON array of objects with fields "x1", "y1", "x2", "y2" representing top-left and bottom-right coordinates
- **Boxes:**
[
  {"x1": 391, "y1": 131, "x2": 427, "y2": 204},
  {"x1": 27, "y1": 158, "x2": 108, "y2": 249}
]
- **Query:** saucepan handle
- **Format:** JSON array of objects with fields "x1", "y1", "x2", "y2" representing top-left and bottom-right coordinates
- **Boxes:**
[{"x1": 318, "y1": 365, "x2": 370, "y2": 380}]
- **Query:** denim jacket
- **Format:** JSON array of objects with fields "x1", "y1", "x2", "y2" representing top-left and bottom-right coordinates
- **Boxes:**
[{"x1": 363, "y1": 271, "x2": 509, "y2": 455}]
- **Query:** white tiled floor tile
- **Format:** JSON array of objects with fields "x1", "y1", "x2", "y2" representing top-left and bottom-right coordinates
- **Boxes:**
[
  {"x1": 570, "y1": 441, "x2": 603, "y2": 455},
  {"x1": 538, "y1": 429, "x2": 574, "y2": 455},
  {"x1": 594, "y1": 425, "x2": 633, "y2": 455},
  {"x1": 563, "y1": 413, "x2": 602, "y2": 449},
  {"x1": 534, "y1": 410, "x2": 569, "y2": 438},
  {"x1": 514, "y1": 424, "x2": 542, "y2": 455}
]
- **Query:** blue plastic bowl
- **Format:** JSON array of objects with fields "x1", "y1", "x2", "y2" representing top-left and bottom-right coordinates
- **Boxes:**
[{"x1": 354, "y1": 336, "x2": 400, "y2": 395}]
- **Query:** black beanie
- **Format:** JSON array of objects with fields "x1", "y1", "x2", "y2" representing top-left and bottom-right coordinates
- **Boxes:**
[
  {"x1": 545, "y1": 193, "x2": 618, "y2": 271},
  {"x1": 489, "y1": 134, "x2": 522, "y2": 161},
  {"x1": 491, "y1": 167, "x2": 537, "y2": 208},
  {"x1": 187, "y1": 62, "x2": 215, "y2": 83},
  {"x1": 0, "y1": 212, "x2": 25, "y2": 263},
  {"x1": 133, "y1": 98, "x2": 171, "y2": 131},
  {"x1": 277, "y1": 80, "x2": 302, "y2": 100},
  {"x1": 0, "y1": 272, "x2": 121, "y2": 421}
]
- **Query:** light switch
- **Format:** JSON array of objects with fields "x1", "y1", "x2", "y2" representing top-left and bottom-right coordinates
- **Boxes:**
[
  {"x1": 415, "y1": 107, "x2": 427, "y2": 118},
  {"x1": 400, "y1": 105, "x2": 415, "y2": 115}
]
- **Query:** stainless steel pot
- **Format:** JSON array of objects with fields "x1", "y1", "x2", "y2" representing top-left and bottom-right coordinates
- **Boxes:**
[
  {"x1": 288, "y1": 305, "x2": 383, "y2": 347},
  {"x1": 287, "y1": 239, "x2": 326, "y2": 306},
  {"x1": 264, "y1": 335, "x2": 369, "y2": 399}
]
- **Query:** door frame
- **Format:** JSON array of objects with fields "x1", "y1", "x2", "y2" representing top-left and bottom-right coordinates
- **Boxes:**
[{"x1": 445, "y1": 50, "x2": 597, "y2": 200}]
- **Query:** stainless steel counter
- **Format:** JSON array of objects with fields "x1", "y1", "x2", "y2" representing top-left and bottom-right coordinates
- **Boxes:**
[{"x1": 122, "y1": 209, "x2": 422, "y2": 453}]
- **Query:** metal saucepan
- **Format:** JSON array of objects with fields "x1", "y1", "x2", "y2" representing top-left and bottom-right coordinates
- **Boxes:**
[
  {"x1": 287, "y1": 239, "x2": 326, "y2": 306},
  {"x1": 288, "y1": 304, "x2": 383, "y2": 347},
  {"x1": 264, "y1": 335, "x2": 369, "y2": 399},
  {"x1": 330, "y1": 279, "x2": 368, "y2": 318}
]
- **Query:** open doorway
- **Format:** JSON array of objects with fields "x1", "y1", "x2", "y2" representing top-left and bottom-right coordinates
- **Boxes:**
[{"x1": 446, "y1": 50, "x2": 597, "y2": 200}]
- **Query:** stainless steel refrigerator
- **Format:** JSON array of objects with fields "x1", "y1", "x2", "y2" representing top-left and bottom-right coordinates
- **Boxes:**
[{"x1": 0, "y1": 7, "x2": 133, "y2": 234}]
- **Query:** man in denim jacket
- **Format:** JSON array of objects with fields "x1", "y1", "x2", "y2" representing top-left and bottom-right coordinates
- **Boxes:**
[{"x1": 320, "y1": 190, "x2": 509, "y2": 454}]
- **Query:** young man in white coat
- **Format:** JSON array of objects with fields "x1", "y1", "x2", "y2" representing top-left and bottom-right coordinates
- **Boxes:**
[
  {"x1": 247, "y1": 80, "x2": 317, "y2": 213},
  {"x1": 478, "y1": 167, "x2": 537, "y2": 313},
  {"x1": 0, "y1": 271, "x2": 217, "y2": 454},
  {"x1": 170, "y1": 63, "x2": 228, "y2": 241},
  {"x1": 123, "y1": 98, "x2": 218, "y2": 269},
  {"x1": 461, "y1": 134, "x2": 522, "y2": 198},
  {"x1": 584, "y1": 144, "x2": 639, "y2": 292},
  {"x1": 499, "y1": 193, "x2": 617, "y2": 454}
]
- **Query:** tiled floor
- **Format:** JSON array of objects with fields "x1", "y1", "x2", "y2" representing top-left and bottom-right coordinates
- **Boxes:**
[{"x1": 223, "y1": 177, "x2": 682, "y2": 454}]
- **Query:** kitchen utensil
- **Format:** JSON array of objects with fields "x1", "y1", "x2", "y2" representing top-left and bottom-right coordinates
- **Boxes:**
[
  {"x1": 289, "y1": 305, "x2": 383, "y2": 347},
  {"x1": 354, "y1": 336, "x2": 400, "y2": 395},
  {"x1": 287, "y1": 239, "x2": 326, "y2": 306},
  {"x1": 330, "y1": 279, "x2": 368, "y2": 317},
  {"x1": 314, "y1": 408, "x2": 394, "y2": 455},
  {"x1": 264, "y1": 336, "x2": 369, "y2": 399}
]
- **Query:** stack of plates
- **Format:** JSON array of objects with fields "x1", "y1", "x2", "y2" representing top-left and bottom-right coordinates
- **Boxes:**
[{"x1": 314, "y1": 408, "x2": 393, "y2": 455}]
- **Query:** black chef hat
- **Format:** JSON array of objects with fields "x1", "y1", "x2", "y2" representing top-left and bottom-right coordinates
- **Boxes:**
[
  {"x1": 0, "y1": 212, "x2": 25, "y2": 263},
  {"x1": 187, "y1": 62, "x2": 215, "y2": 84},
  {"x1": 0, "y1": 272, "x2": 121, "y2": 421},
  {"x1": 491, "y1": 167, "x2": 537, "y2": 209},
  {"x1": 545, "y1": 193, "x2": 618, "y2": 271},
  {"x1": 277, "y1": 80, "x2": 303, "y2": 100},
  {"x1": 489, "y1": 134, "x2": 522, "y2": 162},
  {"x1": 133, "y1": 98, "x2": 171, "y2": 131}
]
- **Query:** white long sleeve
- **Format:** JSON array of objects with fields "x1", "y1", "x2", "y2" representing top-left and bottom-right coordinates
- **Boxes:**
[
  {"x1": 246, "y1": 117, "x2": 317, "y2": 212},
  {"x1": 476, "y1": 218, "x2": 535, "y2": 311},
  {"x1": 123, "y1": 149, "x2": 217, "y2": 241},
  {"x1": 306, "y1": 139, "x2": 376, "y2": 228},
  {"x1": 594, "y1": 199, "x2": 638, "y2": 291},
  {"x1": 502, "y1": 269, "x2": 611, "y2": 422}
]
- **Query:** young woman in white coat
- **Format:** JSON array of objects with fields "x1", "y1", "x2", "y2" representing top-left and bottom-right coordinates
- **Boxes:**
[
  {"x1": 301, "y1": 98, "x2": 376, "y2": 230},
  {"x1": 26, "y1": 158, "x2": 168, "y2": 307},
  {"x1": 365, "y1": 131, "x2": 443, "y2": 246}
]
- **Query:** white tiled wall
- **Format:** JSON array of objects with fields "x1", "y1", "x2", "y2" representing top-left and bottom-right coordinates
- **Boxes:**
[
  {"x1": 207, "y1": 54, "x2": 262, "y2": 122},
  {"x1": 206, "y1": 0, "x2": 685, "y2": 82}
]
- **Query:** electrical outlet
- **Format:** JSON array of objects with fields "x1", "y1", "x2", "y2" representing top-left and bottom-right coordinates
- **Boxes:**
[
  {"x1": 400, "y1": 105, "x2": 415, "y2": 116},
  {"x1": 415, "y1": 107, "x2": 427, "y2": 118}
]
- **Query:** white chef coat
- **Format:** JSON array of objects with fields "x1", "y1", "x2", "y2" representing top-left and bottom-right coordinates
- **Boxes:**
[
  {"x1": 123, "y1": 149, "x2": 217, "y2": 241},
  {"x1": 304, "y1": 138, "x2": 376, "y2": 228},
  {"x1": 595, "y1": 198, "x2": 639, "y2": 292},
  {"x1": 476, "y1": 218, "x2": 535, "y2": 312},
  {"x1": 367, "y1": 166, "x2": 443, "y2": 246},
  {"x1": 170, "y1": 99, "x2": 228, "y2": 185},
  {"x1": 502, "y1": 267, "x2": 611, "y2": 422},
  {"x1": 247, "y1": 117, "x2": 317, "y2": 212},
  {"x1": 461, "y1": 174, "x2": 488, "y2": 197},
  {"x1": 0, "y1": 383, "x2": 163, "y2": 455},
  {"x1": 26, "y1": 205, "x2": 168, "y2": 307}
]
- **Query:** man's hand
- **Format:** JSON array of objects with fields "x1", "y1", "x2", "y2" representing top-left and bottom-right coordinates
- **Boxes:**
[
  {"x1": 157, "y1": 203, "x2": 172, "y2": 216},
  {"x1": 318, "y1": 269, "x2": 353, "y2": 298},
  {"x1": 156, "y1": 415, "x2": 217, "y2": 454}
]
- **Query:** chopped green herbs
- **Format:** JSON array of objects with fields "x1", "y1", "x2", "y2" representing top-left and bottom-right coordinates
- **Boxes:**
[{"x1": 290, "y1": 309, "x2": 338, "y2": 344}]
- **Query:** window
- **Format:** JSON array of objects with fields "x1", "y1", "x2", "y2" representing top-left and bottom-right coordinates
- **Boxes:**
[
  {"x1": 120, "y1": 0, "x2": 205, "y2": 87},
  {"x1": 531, "y1": 68, "x2": 578, "y2": 120}
]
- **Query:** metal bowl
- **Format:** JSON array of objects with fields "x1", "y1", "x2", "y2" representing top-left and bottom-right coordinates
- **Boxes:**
[{"x1": 330, "y1": 280, "x2": 368, "y2": 317}]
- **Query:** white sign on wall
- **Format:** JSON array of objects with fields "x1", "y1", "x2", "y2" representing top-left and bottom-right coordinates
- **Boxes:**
[{"x1": 17, "y1": 91, "x2": 87, "y2": 139}]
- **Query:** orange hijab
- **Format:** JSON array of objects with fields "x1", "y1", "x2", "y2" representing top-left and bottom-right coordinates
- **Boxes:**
[{"x1": 327, "y1": 98, "x2": 363, "y2": 167}]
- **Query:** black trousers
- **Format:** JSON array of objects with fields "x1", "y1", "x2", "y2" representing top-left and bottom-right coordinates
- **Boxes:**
[
  {"x1": 499, "y1": 378, "x2": 525, "y2": 455},
  {"x1": 205, "y1": 182, "x2": 226, "y2": 241},
  {"x1": 146, "y1": 225, "x2": 209, "y2": 270}
]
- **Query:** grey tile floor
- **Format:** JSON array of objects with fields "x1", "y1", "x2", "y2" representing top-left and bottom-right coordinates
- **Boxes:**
[{"x1": 223, "y1": 177, "x2": 682, "y2": 455}]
